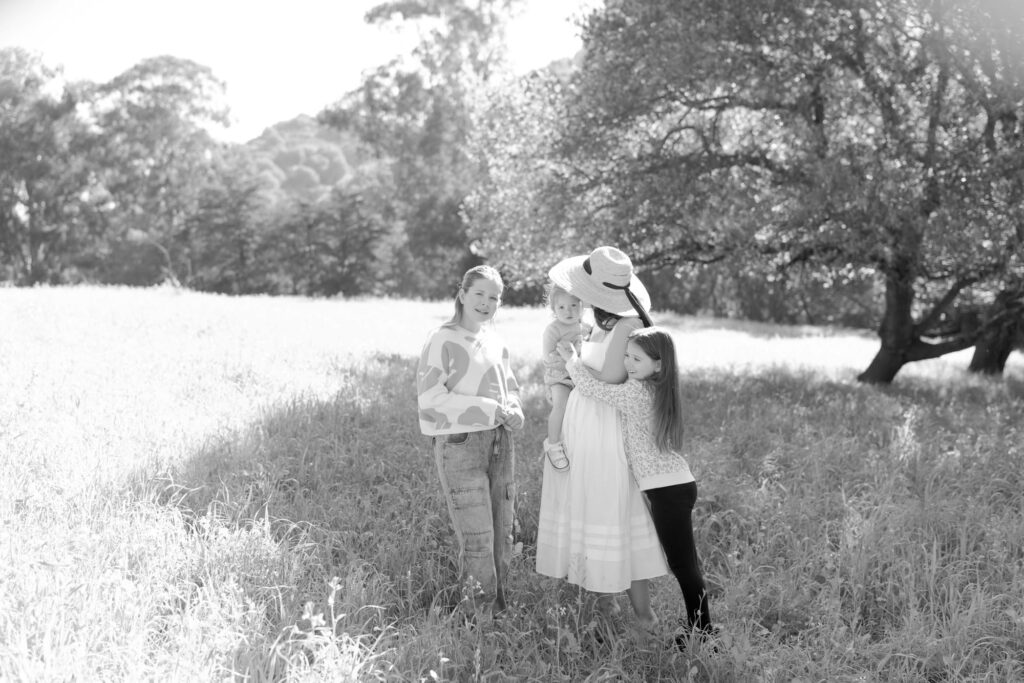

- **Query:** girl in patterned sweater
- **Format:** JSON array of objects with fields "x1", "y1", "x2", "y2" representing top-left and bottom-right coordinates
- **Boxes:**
[
  {"x1": 556, "y1": 326, "x2": 714, "y2": 646},
  {"x1": 417, "y1": 265, "x2": 524, "y2": 617}
]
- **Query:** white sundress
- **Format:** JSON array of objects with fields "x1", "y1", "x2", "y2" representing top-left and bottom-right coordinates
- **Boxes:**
[{"x1": 534, "y1": 323, "x2": 668, "y2": 593}]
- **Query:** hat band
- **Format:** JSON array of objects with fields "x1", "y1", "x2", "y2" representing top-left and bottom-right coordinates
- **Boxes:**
[{"x1": 582, "y1": 257, "x2": 653, "y2": 328}]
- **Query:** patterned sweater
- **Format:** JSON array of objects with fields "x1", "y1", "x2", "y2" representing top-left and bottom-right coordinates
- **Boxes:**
[
  {"x1": 565, "y1": 356, "x2": 694, "y2": 490},
  {"x1": 417, "y1": 324, "x2": 522, "y2": 436}
]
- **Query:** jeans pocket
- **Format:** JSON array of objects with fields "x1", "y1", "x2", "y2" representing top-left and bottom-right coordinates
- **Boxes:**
[{"x1": 446, "y1": 432, "x2": 470, "y2": 445}]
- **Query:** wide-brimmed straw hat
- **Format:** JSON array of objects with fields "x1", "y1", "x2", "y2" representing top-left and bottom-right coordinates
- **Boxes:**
[{"x1": 548, "y1": 246, "x2": 651, "y2": 317}]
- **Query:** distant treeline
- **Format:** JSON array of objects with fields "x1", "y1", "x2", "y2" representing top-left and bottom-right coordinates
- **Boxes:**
[
  {"x1": 0, "y1": 50, "x2": 416, "y2": 299},
  {"x1": 3, "y1": 0, "x2": 1024, "y2": 382}
]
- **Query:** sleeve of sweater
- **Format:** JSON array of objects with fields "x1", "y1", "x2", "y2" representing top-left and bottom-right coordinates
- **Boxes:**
[
  {"x1": 565, "y1": 355, "x2": 643, "y2": 414},
  {"x1": 542, "y1": 322, "x2": 560, "y2": 355},
  {"x1": 502, "y1": 343, "x2": 523, "y2": 418}
]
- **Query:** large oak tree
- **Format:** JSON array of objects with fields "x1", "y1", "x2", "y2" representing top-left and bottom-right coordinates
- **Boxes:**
[{"x1": 470, "y1": 0, "x2": 1024, "y2": 383}]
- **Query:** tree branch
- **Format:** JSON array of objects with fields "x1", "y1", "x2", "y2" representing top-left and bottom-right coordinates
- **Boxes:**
[
  {"x1": 904, "y1": 335, "x2": 977, "y2": 362},
  {"x1": 912, "y1": 276, "x2": 978, "y2": 336}
]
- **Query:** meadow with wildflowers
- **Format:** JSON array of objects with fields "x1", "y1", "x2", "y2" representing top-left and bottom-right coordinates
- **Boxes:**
[{"x1": 2, "y1": 286, "x2": 1023, "y2": 681}]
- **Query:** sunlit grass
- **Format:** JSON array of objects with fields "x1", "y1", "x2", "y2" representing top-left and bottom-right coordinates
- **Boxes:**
[{"x1": 2, "y1": 285, "x2": 1023, "y2": 681}]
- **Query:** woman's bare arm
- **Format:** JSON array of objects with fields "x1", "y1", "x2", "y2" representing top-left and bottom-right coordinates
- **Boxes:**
[{"x1": 588, "y1": 317, "x2": 642, "y2": 384}]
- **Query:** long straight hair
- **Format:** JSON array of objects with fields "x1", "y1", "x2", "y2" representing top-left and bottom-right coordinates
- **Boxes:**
[
  {"x1": 445, "y1": 265, "x2": 504, "y2": 328},
  {"x1": 628, "y1": 327, "x2": 684, "y2": 452}
]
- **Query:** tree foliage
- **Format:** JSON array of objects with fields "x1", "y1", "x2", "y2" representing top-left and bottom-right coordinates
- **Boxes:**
[
  {"x1": 319, "y1": 0, "x2": 523, "y2": 298},
  {"x1": 469, "y1": 0, "x2": 1024, "y2": 382},
  {"x1": 5, "y1": 2, "x2": 1024, "y2": 381},
  {"x1": 245, "y1": 115, "x2": 359, "y2": 205},
  {"x1": 262, "y1": 189, "x2": 391, "y2": 297},
  {"x1": 186, "y1": 146, "x2": 272, "y2": 294},
  {"x1": 87, "y1": 56, "x2": 230, "y2": 286},
  {"x1": 0, "y1": 48, "x2": 101, "y2": 284}
]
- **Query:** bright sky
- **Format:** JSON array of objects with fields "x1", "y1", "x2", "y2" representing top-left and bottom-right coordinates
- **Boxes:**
[{"x1": 0, "y1": 0, "x2": 592, "y2": 142}]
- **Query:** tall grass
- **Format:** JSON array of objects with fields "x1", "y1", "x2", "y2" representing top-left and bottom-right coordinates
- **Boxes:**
[{"x1": 2, "y1": 286, "x2": 1023, "y2": 681}]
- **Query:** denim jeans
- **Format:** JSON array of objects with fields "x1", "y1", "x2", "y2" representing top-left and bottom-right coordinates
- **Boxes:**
[
  {"x1": 434, "y1": 426, "x2": 515, "y2": 612},
  {"x1": 645, "y1": 481, "x2": 712, "y2": 631}
]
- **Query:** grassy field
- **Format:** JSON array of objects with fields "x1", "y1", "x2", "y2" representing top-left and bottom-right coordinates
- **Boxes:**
[{"x1": 2, "y1": 285, "x2": 1023, "y2": 682}]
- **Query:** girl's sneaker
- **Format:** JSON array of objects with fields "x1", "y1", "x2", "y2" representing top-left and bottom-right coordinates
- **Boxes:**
[{"x1": 543, "y1": 438, "x2": 570, "y2": 471}]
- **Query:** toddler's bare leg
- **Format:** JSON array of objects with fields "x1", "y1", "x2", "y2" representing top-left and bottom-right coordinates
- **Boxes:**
[
  {"x1": 627, "y1": 579, "x2": 658, "y2": 628},
  {"x1": 595, "y1": 593, "x2": 622, "y2": 617},
  {"x1": 547, "y1": 384, "x2": 572, "y2": 443}
]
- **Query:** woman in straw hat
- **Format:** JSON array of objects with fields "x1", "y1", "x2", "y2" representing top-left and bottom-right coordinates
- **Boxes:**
[{"x1": 535, "y1": 246, "x2": 667, "y2": 628}]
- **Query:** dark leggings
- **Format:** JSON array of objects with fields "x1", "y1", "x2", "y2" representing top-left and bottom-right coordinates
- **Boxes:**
[{"x1": 644, "y1": 481, "x2": 712, "y2": 632}]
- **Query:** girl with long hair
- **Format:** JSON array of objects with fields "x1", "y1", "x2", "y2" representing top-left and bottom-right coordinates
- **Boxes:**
[
  {"x1": 557, "y1": 326, "x2": 713, "y2": 647},
  {"x1": 417, "y1": 265, "x2": 524, "y2": 616}
]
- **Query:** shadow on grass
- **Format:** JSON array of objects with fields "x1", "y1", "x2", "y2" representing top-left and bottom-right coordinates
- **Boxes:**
[
  {"x1": 125, "y1": 349, "x2": 620, "y2": 680},
  {"x1": 145, "y1": 354, "x2": 450, "y2": 597},
  {"x1": 132, "y1": 353, "x2": 1024, "y2": 680},
  {"x1": 131, "y1": 352, "x2": 571, "y2": 671}
]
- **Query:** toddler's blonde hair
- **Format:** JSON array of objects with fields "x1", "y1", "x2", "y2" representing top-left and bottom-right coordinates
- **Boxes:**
[{"x1": 545, "y1": 283, "x2": 580, "y2": 316}]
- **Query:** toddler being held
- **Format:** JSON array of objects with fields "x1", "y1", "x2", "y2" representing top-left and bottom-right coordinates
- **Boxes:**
[{"x1": 541, "y1": 284, "x2": 591, "y2": 471}]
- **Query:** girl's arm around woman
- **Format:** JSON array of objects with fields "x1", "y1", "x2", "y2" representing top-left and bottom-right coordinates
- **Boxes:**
[{"x1": 560, "y1": 347, "x2": 646, "y2": 415}]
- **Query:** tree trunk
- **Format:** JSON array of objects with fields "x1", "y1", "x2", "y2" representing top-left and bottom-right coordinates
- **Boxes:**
[
  {"x1": 857, "y1": 344, "x2": 906, "y2": 384},
  {"x1": 857, "y1": 267, "x2": 915, "y2": 384},
  {"x1": 968, "y1": 291, "x2": 1021, "y2": 375},
  {"x1": 968, "y1": 329, "x2": 1013, "y2": 374}
]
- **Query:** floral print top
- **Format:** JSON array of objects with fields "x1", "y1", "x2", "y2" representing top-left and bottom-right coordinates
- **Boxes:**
[{"x1": 565, "y1": 355, "x2": 694, "y2": 490}]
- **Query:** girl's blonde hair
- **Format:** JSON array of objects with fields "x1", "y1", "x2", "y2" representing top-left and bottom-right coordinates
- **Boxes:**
[
  {"x1": 628, "y1": 327, "x2": 684, "y2": 452},
  {"x1": 446, "y1": 265, "x2": 504, "y2": 327}
]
